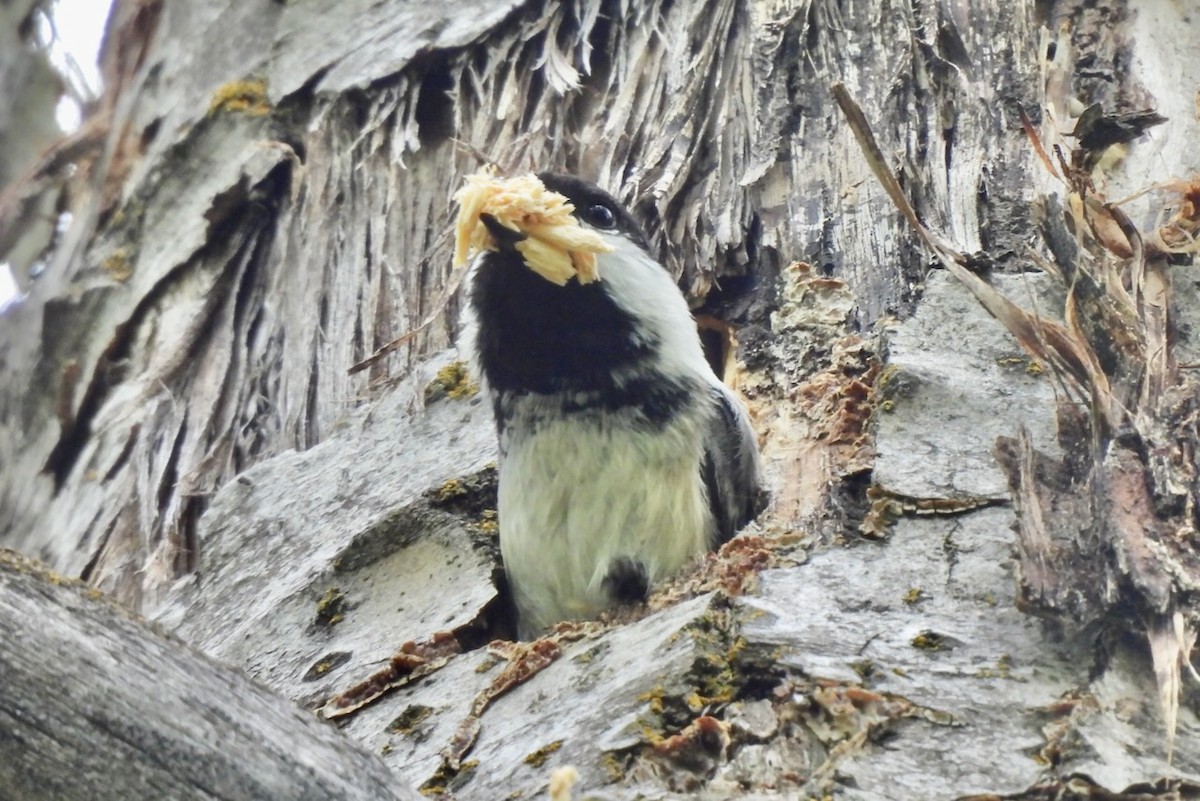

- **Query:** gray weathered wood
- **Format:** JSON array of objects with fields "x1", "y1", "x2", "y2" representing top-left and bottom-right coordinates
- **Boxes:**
[
  {"x1": 0, "y1": 0, "x2": 64, "y2": 282},
  {"x1": 0, "y1": 550, "x2": 420, "y2": 801}
]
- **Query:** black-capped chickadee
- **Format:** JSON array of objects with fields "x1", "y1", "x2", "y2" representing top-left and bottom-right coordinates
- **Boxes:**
[{"x1": 461, "y1": 173, "x2": 761, "y2": 637}]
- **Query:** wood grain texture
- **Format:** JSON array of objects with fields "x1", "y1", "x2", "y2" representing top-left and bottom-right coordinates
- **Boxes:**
[{"x1": 0, "y1": 550, "x2": 419, "y2": 801}]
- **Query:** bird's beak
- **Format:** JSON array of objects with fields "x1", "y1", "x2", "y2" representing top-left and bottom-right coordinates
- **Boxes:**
[{"x1": 480, "y1": 213, "x2": 526, "y2": 253}]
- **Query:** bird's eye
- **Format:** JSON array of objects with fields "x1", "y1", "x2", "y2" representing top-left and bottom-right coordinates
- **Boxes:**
[{"x1": 585, "y1": 203, "x2": 616, "y2": 229}]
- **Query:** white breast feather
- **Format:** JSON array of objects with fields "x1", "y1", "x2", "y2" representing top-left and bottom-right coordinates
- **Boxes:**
[{"x1": 499, "y1": 399, "x2": 713, "y2": 634}]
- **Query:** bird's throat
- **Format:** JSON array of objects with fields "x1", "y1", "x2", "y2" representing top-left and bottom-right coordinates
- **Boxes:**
[{"x1": 470, "y1": 250, "x2": 652, "y2": 396}]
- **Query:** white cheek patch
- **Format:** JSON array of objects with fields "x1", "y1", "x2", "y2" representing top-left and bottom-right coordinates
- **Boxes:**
[{"x1": 591, "y1": 236, "x2": 714, "y2": 381}]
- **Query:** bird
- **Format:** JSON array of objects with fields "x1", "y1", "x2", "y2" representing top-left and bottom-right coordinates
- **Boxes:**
[{"x1": 455, "y1": 171, "x2": 762, "y2": 638}]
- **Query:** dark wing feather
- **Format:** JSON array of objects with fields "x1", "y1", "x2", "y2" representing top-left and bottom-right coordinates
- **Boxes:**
[{"x1": 701, "y1": 383, "x2": 763, "y2": 546}]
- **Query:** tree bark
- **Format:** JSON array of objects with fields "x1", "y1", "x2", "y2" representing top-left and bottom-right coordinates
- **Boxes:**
[
  {"x1": 0, "y1": 0, "x2": 64, "y2": 285},
  {"x1": 2, "y1": 0, "x2": 1199, "y2": 799},
  {"x1": 0, "y1": 550, "x2": 419, "y2": 801}
]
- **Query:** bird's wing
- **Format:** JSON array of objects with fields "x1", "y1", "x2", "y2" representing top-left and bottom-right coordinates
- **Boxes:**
[{"x1": 701, "y1": 382, "x2": 763, "y2": 545}]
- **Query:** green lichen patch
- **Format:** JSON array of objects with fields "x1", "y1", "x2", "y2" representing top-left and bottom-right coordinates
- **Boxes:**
[
  {"x1": 974, "y1": 653, "x2": 1016, "y2": 680},
  {"x1": 469, "y1": 508, "x2": 498, "y2": 536},
  {"x1": 849, "y1": 659, "x2": 878, "y2": 681},
  {"x1": 425, "y1": 361, "x2": 479, "y2": 402},
  {"x1": 614, "y1": 601, "x2": 797, "y2": 795},
  {"x1": 426, "y1": 466, "x2": 499, "y2": 531},
  {"x1": 419, "y1": 759, "x2": 478, "y2": 796},
  {"x1": 101, "y1": 248, "x2": 133, "y2": 282},
  {"x1": 571, "y1": 641, "x2": 609, "y2": 665},
  {"x1": 522, "y1": 739, "x2": 563, "y2": 768},
  {"x1": 301, "y1": 650, "x2": 352, "y2": 681},
  {"x1": 208, "y1": 79, "x2": 271, "y2": 116},
  {"x1": 0, "y1": 548, "x2": 78, "y2": 588},
  {"x1": 314, "y1": 586, "x2": 347, "y2": 627},
  {"x1": 436, "y1": 478, "x2": 467, "y2": 503},
  {"x1": 600, "y1": 752, "x2": 626, "y2": 781},
  {"x1": 910, "y1": 630, "x2": 946, "y2": 651},
  {"x1": 640, "y1": 601, "x2": 784, "y2": 740},
  {"x1": 871, "y1": 363, "x2": 904, "y2": 400},
  {"x1": 996, "y1": 354, "x2": 1045, "y2": 377},
  {"x1": 637, "y1": 686, "x2": 666, "y2": 715},
  {"x1": 389, "y1": 704, "x2": 434, "y2": 736}
]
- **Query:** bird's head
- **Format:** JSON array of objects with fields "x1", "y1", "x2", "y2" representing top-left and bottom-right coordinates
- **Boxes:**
[
  {"x1": 519, "y1": 172, "x2": 651, "y2": 264},
  {"x1": 455, "y1": 171, "x2": 706, "y2": 397}
]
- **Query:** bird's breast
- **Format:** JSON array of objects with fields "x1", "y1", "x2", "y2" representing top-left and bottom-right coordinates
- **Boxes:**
[{"x1": 496, "y1": 393, "x2": 713, "y2": 635}]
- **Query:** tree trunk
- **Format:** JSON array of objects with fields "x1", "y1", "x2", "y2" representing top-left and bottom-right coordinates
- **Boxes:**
[
  {"x1": 0, "y1": 0, "x2": 64, "y2": 290},
  {"x1": 2, "y1": 0, "x2": 1199, "y2": 799},
  {"x1": 0, "y1": 550, "x2": 419, "y2": 801}
]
